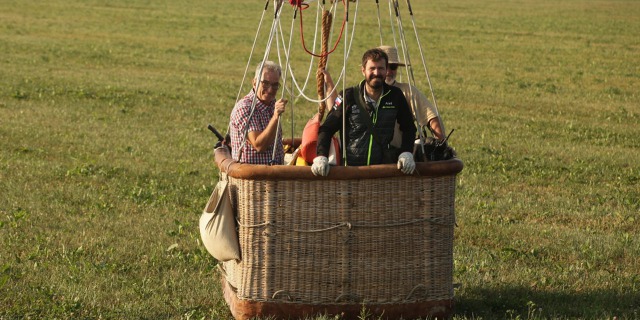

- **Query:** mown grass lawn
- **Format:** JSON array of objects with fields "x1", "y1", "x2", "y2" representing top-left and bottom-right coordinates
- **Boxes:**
[{"x1": 1, "y1": 0, "x2": 638, "y2": 319}]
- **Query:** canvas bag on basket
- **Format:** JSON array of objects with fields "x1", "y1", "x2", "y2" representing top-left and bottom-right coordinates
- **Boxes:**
[{"x1": 199, "y1": 179, "x2": 241, "y2": 262}]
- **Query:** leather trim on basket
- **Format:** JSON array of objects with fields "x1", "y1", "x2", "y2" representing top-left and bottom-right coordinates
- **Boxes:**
[
  {"x1": 213, "y1": 143, "x2": 463, "y2": 181},
  {"x1": 221, "y1": 276, "x2": 453, "y2": 320}
]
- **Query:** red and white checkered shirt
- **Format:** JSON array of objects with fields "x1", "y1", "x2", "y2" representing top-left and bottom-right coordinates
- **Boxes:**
[{"x1": 229, "y1": 90, "x2": 284, "y2": 165}]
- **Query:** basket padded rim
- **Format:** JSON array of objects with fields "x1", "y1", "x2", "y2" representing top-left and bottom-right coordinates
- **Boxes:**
[{"x1": 214, "y1": 145, "x2": 463, "y2": 181}]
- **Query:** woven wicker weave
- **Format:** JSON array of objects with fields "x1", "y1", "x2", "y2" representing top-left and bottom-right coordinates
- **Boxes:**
[{"x1": 214, "y1": 146, "x2": 462, "y2": 319}]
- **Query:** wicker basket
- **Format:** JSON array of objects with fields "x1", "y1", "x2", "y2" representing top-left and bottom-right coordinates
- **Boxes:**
[{"x1": 213, "y1": 146, "x2": 463, "y2": 320}]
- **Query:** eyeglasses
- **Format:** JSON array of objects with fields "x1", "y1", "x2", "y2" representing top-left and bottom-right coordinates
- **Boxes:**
[
  {"x1": 260, "y1": 80, "x2": 280, "y2": 90},
  {"x1": 389, "y1": 64, "x2": 399, "y2": 71}
]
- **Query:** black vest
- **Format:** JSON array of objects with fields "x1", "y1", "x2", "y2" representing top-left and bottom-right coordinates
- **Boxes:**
[{"x1": 341, "y1": 82, "x2": 404, "y2": 166}]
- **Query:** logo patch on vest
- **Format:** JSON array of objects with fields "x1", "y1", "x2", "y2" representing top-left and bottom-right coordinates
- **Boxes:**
[{"x1": 382, "y1": 101, "x2": 396, "y2": 109}]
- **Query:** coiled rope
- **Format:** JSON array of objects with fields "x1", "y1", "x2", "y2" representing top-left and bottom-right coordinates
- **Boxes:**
[{"x1": 315, "y1": 9, "x2": 332, "y2": 119}]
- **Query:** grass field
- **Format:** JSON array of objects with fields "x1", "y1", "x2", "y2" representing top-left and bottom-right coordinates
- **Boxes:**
[{"x1": 1, "y1": 0, "x2": 639, "y2": 319}]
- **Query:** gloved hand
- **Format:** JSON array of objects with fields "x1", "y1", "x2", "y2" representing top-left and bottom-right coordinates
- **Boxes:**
[
  {"x1": 397, "y1": 152, "x2": 416, "y2": 174},
  {"x1": 311, "y1": 156, "x2": 330, "y2": 176}
]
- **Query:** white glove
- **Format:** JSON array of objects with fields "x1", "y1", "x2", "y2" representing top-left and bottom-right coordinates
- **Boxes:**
[
  {"x1": 311, "y1": 156, "x2": 330, "y2": 176},
  {"x1": 397, "y1": 152, "x2": 415, "y2": 174}
]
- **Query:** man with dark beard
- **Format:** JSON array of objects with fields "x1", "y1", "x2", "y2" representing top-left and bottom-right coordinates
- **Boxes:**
[{"x1": 311, "y1": 48, "x2": 417, "y2": 176}]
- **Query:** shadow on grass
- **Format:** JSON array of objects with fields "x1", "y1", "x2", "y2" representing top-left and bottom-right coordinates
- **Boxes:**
[{"x1": 455, "y1": 285, "x2": 639, "y2": 319}]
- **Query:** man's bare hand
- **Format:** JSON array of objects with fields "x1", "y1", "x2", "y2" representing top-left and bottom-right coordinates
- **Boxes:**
[{"x1": 274, "y1": 99, "x2": 287, "y2": 117}]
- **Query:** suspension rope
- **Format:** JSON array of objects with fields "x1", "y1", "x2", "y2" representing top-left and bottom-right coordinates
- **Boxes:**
[
  {"x1": 392, "y1": 0, "x2": 427, "y2": 151},
  {"x1": 375, "y1": 0, "x2": 383, "y2": 46},
  {"x1": 284, "y1": 6, "x2": 303, "y2": 145},
  {"x1": 236, "y1": 0, "x2": 286, "y2": 163},
  {"x1": 272, "y1": 1, "x2": 297, "y2": 162},
  {"x1": 271, "y1": 0, "x2": 295, "y2": 163},
  {"x1": 296, "y1": 0, "x2": 347, "y2": 58},
  {"x1": 231, "y1": 0, "x2": 447, "y2": 165},
  {"x1": 274, "y1": 0, "x2": 352, "y2": 105},
  {"x1": 279, "y1": 2, "x2": 320, "y2": 99},
  {"x1": 341, "y1": 0, "x2": 350, "y2": 166},
  {"x1": 230, "y1": 0, "x2": 271, "y2": 137},
  {"x1": 387, "y1": 0, "x2": 398, "y2": 53},
  {"x1": 406, "y1": 0, "x2": 444, "y2": 132},
  {"x1": 274, "y1": 2, "x2": 321, "y2": 102},
  {"x1": 236, "y1": 0, "x2": 424, "y2": 164}
]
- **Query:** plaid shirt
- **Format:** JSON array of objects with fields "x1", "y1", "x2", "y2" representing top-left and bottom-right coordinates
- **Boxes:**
[{"x1": 229, "y1": 90, "x2": 284, "y2": 165}]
